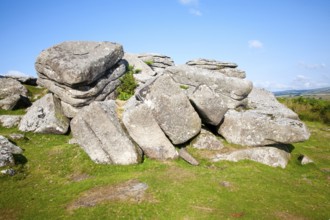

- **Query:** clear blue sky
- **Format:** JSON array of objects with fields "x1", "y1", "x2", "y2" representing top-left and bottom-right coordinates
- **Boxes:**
[{"x1": 1, "y1": 0, "x2": 329, "y2": 91}]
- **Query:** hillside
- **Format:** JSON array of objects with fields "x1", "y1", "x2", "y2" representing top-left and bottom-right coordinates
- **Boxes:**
[{"x1": 274, "y1": 87, "x2": 330, "y2": 99}]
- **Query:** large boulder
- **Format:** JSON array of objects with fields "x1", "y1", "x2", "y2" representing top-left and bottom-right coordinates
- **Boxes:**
[
  {"x1": 35, "y1": 41, "x2": 124, "y2": 86},
  {"x1": 212, "y1": 147, "x2": 291, "y2": 168},
  {"x1": 218, "y1": 110, "x2": 310, "y2": 146},
  {"x1": 0, "y1": 78, "x2": 30, "y2": 110},
  {"x1": 137, "y1": 53, "x2": 174, "y2": 73},
  {"x1": 19, "y1": 93, "x2": 70, "y2": 134},
  {"x1": 137, "y1": 74, "x2": 201, "y2": 145},
  {"x1": 0, "y1": 115, "x2": 22, "y2": 128},
  {"x1": 191, "y1": 128, "x2": 224, "y2": 150},
  {"x1": 37, "y1": 60, "x2": 126, "y2": 108},
  {"x1": 70, "y1": 100, "x2": 142, "y2": 165},
  {"x1": 0, "y1": 135, "x2": 23, "y2": 167},
  {"x1": 123, "y1": 53, "x2": 156, "y2": 83},
  {"x1": 186, "y1": 58, "x2": 246, "y2": 78},
  {"x1": 123, "y1": 103, "x2": 178, "y2": 160}
]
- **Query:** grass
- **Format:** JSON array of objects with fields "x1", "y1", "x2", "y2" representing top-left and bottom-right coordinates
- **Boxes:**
[
  {"x1": 116, "y1": 65, "x2": 138, "y2": 101},
  {"x1": 0, "y1": 119, "x2": 329, "y2": 219}
]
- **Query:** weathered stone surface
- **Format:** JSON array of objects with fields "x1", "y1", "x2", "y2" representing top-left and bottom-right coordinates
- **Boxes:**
[
  {"x1": 0, "y1": 135, "x2": 23, "y2": 167},
  {"x1": 191, "y1": 128, "x2": 224, "y2": 150},
  {"x1": 8, "y1": 133, "x2": 25, "y2": 140},
  {"x1": 123, "y1": 53, "x2": 156, "y2": 83},
  {"x1": 70, "y1": 100, "x2": 141, "y2": 165},
  {"x1": 247, "y1": 87, "x2": 299, "y2": 119},
  {"x1": 300, "y1": 155, "x2": 314, "y2": 165},
  {"x1": 60, "y1": 101, "x2": 80, "y2": 118},
  {"x1": 137, "y1": 53, "x2": 174, "y2": 73},
  {"x1": 179, "y1": 148, "x2": 199, "y2": 166},
  {"x1": 4, "y1": 75, "x2": 37, "y2": 86},
  {"x1": 123, "y1": 103, "x2": 178, "y2": 160},
  {"x1": 0, "y1": 78, "x2": 30, "y2": 110},
  {"x1": 37, "y1": 61, "x2": 126, "y2": 108},
  {"x1": 212, "y1": 147, "x2": 291, "y2": 168},
  {"x1": 186, "y1": 59, "x2": 238, "y2": 69},
  {"x1": 165, "y1": 65, "x2": 253, "y2": 103},
  {"x1": 138, "y1": 74, "x2": 201, "y2": 145},
  {"x1": 0, "y1": 115, "x2": 22, "y2": 128},
  {"x1": 67, "y1": 179, "x2": 150, "y2": 210},
  {"x1": 218, "y1": 110, "x2": 310, "y2": 146},
  {"x1": 35, "y1": 41, "x2": 124, "y2": 86},
  {"x1": 19, "y1": 93, "x2": 70, "y2": 134},
  {"x1": 190, "y1": 85, "x2": 228, "y2": 125}
]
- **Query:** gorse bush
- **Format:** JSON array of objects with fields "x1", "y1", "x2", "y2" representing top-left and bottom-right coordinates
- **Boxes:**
[
  {"x1": 116, "y1": 65, "x2": 138, "y2": 101},
  {"x1": 278, "y1": 97, "x2": 330, "y2": 124}
]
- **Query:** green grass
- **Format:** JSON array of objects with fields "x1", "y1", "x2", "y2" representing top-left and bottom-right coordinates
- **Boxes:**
[
  {"x1": 116, "y1": 65, "x2": 138, "y2": 101},
  {"x1": 0, "y1": 119, "x2": 329, "y2": 219}
]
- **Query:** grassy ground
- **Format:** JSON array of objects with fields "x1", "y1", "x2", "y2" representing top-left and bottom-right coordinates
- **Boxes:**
[{"x1": 0, "y1": 119, "x2": 329, "y2": 220}]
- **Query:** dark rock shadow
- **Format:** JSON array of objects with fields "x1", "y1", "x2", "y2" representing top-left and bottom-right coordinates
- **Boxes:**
[
  {"x1": 13, "y1": 154, "x2": 28, "y2": 165},
  {"x1": 267, "y1": 143, "x2": 295, "y2": 153}
]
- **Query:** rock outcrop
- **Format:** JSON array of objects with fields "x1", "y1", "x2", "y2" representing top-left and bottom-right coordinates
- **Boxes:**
[
  {"x1": 212, "y1": 147, "x2": 291, "y2": 168},
  {"x1": 0, "y1": 78, "x2": 30, "y2": 110},
  {"x1": 70, "y1": 100, "x2": 142, "y2": 165},
  {"x1": 137, "y1": 53, "x2": 174, "y2": 73},
  {"x1": 0, "y1": 135, "x2": 23, "y2": 167},
  {"x1": 19, "y1": 93, "x2": 70, "y2": 134},
  {"x1": 36, "y1": 41, "x2": 127, "y2": 118},
  {"x1": 0, "y1": 115, "x2": 22, "y2": 128}
]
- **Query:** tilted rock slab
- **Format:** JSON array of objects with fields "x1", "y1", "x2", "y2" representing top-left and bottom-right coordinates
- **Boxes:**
[
  {"x1": 212, "y1": 147, "x2": 291, "y2": 168},
  {"x1": 35, "y1": 41, "x2": 124, "y2": 86},
  {"x1": 0, "y1": 78, "x2": 30, "y2": 110},
  {"x1": 0, "y1": 135, "x2": 23, "y2": 167},
  {"x1": 123, "y1": 103, "x2": 178, "y2": 160},
  {"x1": 70, "y1": 100, "x2": 142, "y2": 165},
  {"x1": 186, "y1": 58, "x2": 246, "y2": 78},
  {"x1": 137, "y1": 53, "x2": 174, "y2": 73},
  {"x1": 123, "y1": 53, "x2": 156, "y2": 83},
  {"x1": 191, "y1": 128, "x2": 224, "y2": 150},
  {"x1": 138, "y1": 74, "x2": 201, "y2": 145},
  {"x1": 165, "y1": 65, "x2": 252, "y2": 125},
  {"x1": 19, "y1": 93, "x2": 70, "y2": 134},
  {"x1": 218, "y1": 110, "x2": 310, "y2": 147}
]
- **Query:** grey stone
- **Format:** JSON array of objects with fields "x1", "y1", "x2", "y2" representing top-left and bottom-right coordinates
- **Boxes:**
[
  {"x1": 186, "y1": 59, "x2": 238, "y2": 69},
  {"x1": 37, "y1": 61, "x2": 126, "y2": 108},
  {"x1": 70, "y1": 100, "x2": 142, "y2": 165},
  {"x1": 60, "y1": 101, "x2": 80, "y2": 118},
  {"x1": 0, "y1": 135, "x2": 23, "y2": 167},
  {"x1": 137, "y1": 53, "x2": 174, "y2": 73},
  {"x1": 0, "y1": 115, "x2": 22, "y2": 128},
  {"x1": 0, "y1": 168, "x2": 16, "y2": 176},
  {"x1": 300, "y1": 155, "x2": 314, "y2": 165},
  {"x1": 123, "y1": 53, "x2": 156, "y2": 83},
  {"x1": 190, "y1": 85, "x2": 228, "y2": 125},
  {"x1": 35, "y1": 41, "x2": 124, "y2": 86},
  {"x1": 138, "y1": 74, "x2": 201, "y2": 145},
  {"x1": 123, "y1": 103, "x2": 178, "y2": 160},
  {"x1": 218, "y1": 110, "x2": 310, "y2": 147},
  {"x1": 212, "y1": 147, "x2": 291, "y2": 168},
  {"x1": 165, "y1": 65, "x2": 253, "y2": 103},
  {"x1": 19, "y1": 93, "x2": 70, "y2": 134},
  {"x1": 191, "y1": 128, "x2": 224, "y2": 150},
  {"x1": 179, "y1": 148, "x2": 199, "y2": 166},
  {"x1": 247, "y1": 87, "x2": 299, "y2": 119},
  {"x1": 4, "y1": 75, "x2": 37, "y2": 86},
  {"x1": 8, "y1": 133, "x2": 25, "y2": 140},
  {"x1": 0, "y1": 78, "x2": 30, "y2": 110}
]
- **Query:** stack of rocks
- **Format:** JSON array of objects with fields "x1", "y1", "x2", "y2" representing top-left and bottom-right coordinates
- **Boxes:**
[
  {"x1": 186, "y1": 58, "x2": 246, "y2": 79},
  {"x1": 35, "y1": 41, "x2": 126, "y2": 118},
  {"x1": 137, "y1": 53, "x2": 174, "y2": 74}
]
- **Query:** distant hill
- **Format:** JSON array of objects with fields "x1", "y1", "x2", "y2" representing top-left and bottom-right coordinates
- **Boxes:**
[{"x1": 274, "y1": 87, "x2": 330, "y2": 99}]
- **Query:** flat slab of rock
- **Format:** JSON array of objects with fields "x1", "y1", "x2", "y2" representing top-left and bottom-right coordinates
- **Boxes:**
[
  {"x1": 0, "y1": 135, "x2": 23, "y2": 167},
  {"x1": 67, "y1": 179, "x2": 150, "y2": 210},
  {"x1": 218, "y1": 110, "x2": 310, "y2": 146},
  {"x1": 19, "y1": 93, "x2": 70, "y2": 134},
  {"x1": 186, "y1": 59, "x2": 238, "y2": 69},
  {"x1": 70, "y1": 100, "x2": 141, "y2": 165},
  {"x1": 191, "y1": 128, "x2": 224, "y2": 150},
  {"x1": 123, "y1": 103, "x2": 178, "y2": 160},
  {"x1": 138, "y1": 74, "x2": 201, "y2": 145},
  {"x1": 35, "y1": 41, "x2": 124, "y2": 86},
  {"x1": 0, "y1": 115, "x2": 22, "y2": 128},
  {"x1": 212, "y1": 147, "x2": 291, "y2": 168},
  {"x1": 137, "y1": 53, "x2": 174, "y2": 73},
  {"x1": 179, "y1": 148, "x2": 199, "y2": 166}
]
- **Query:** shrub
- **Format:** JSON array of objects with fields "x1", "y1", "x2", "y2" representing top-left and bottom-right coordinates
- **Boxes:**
[
  {"x1": 116, "y1": 65, "x2": 138, "y2": 101},
  {"x1": 144, "y1": 60, "x2": 154, "y2": 66}
]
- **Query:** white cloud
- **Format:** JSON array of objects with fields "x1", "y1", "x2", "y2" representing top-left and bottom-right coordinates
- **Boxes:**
[
  {"x1": 3, "y1": 70, "x2": 30, "y2": 77},
  {"x1": 189, "y1": 8, "x2": 202, "y2": 16},
  {"x1": 298, "y1": 61, "x2": 326, "y2": 70},
  {"x1": 248, "y1": 40, "x2": 263, "y2": 49},
  {"x1": 179, "y1": 0, "x2": 199, "y2": 5}
]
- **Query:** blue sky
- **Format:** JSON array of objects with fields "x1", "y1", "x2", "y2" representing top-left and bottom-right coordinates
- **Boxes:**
[{"x1": 1, "y1": 0, "x2": 329, "y2": 91}]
